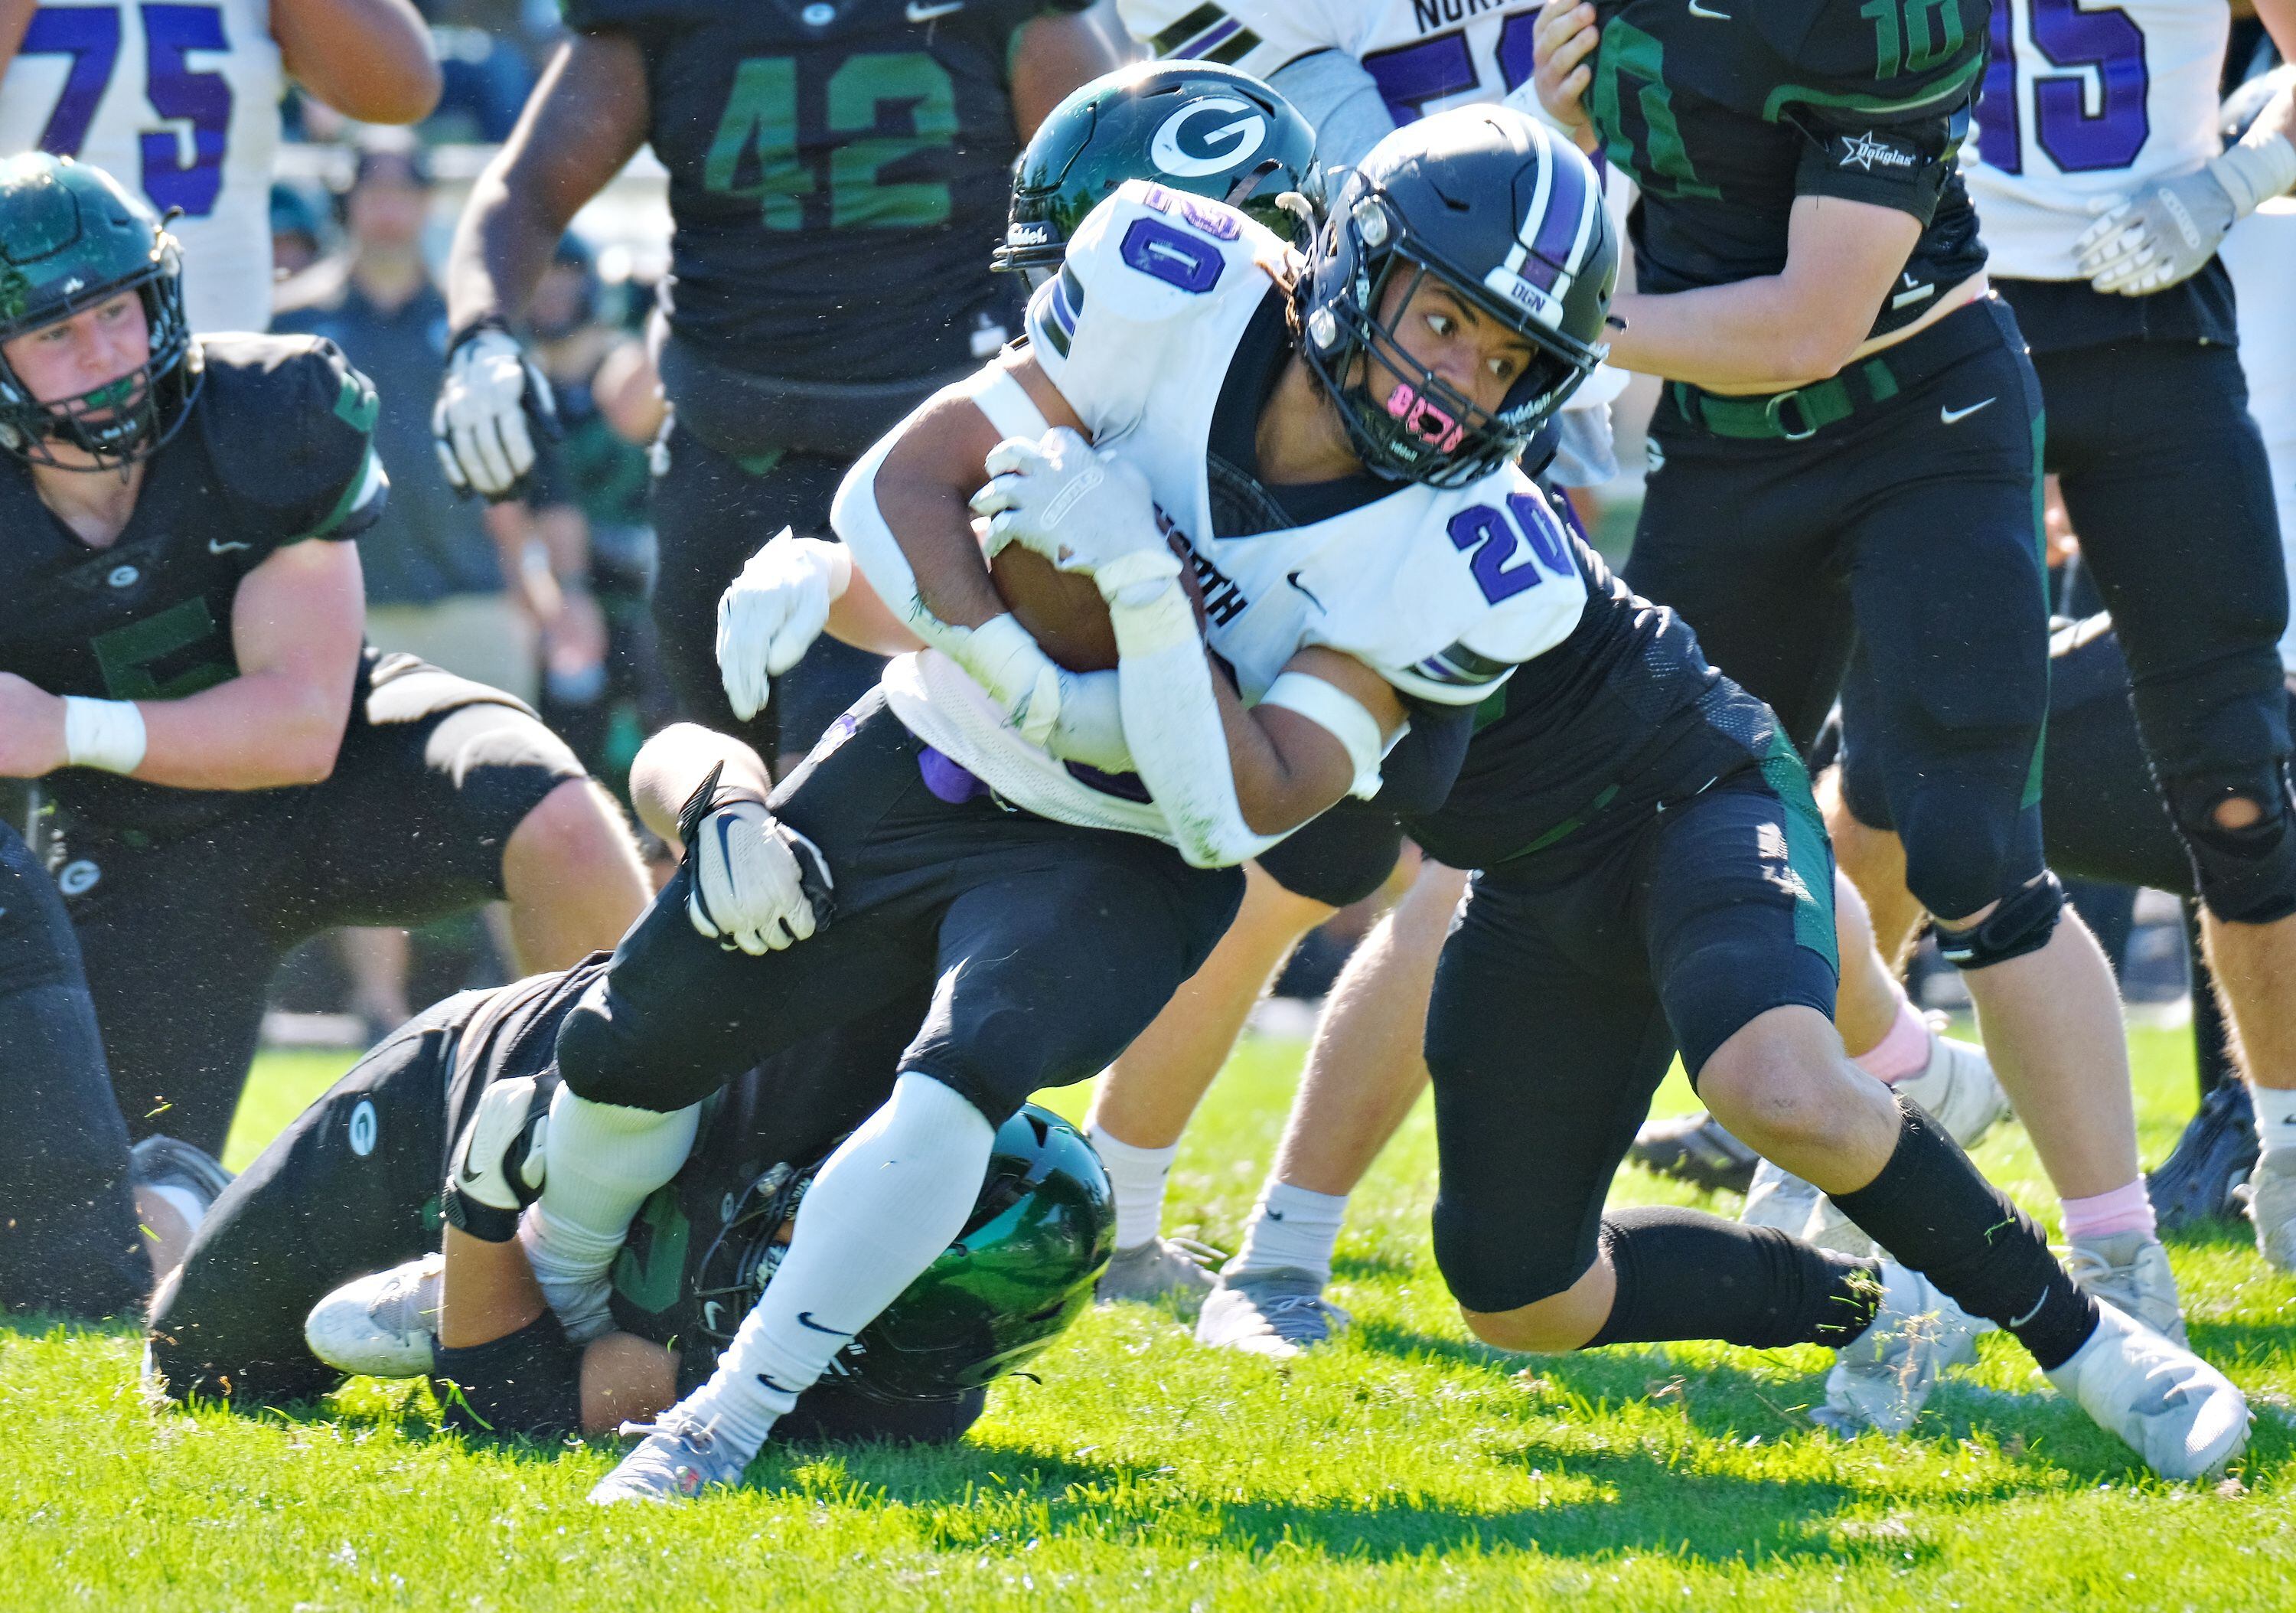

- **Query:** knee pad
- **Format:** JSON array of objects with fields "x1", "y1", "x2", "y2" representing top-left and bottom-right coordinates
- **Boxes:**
[
  {"x1": 2167, "y1": 765, "x2": 2296, "y2": 924},
  {"x1": 432, "y1": 1313, "x2": 585, "y2": 1438},
  {"x1": 1934, "y1": 870, "x2": 2066, "y2": 971}
]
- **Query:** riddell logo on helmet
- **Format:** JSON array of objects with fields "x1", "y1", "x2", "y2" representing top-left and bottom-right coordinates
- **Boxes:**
[{"x1": 1006, "y1": 221, "x2": 1052, "y2": 246}]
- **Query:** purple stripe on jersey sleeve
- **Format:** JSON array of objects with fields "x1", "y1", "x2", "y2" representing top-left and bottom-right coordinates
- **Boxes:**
[{"x1": 1174, "y1": 18, "x2": 1242, "y2": 58}]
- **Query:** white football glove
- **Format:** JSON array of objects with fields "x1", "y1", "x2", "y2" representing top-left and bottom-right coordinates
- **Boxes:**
[
  {"x1": 432, "y1": 324, "x2": 559, "y2": 500},
  {"x1": 687, "y1": 798, "x2": 832, "y2": 955},
  {"x1": 717, "y1": 529, "x2": 852, "y2": 723},
  {"x1": 2076, "y1": 134, "x2": 2296, "y2": 296},
  {"x1": 969, "y1": 428, "x2": 1179, "y2": 601}
]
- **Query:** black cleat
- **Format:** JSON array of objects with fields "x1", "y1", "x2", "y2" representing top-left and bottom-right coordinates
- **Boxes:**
[
  {"x1": 1628, "y1": 1111, "x2": 1760, "y2": 1197},
  {"x1": 2147, "y1": 1082, "x2": 2258, "y2": 1233}
]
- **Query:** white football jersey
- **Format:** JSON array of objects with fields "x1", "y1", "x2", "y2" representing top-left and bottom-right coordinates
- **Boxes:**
[
  {"x1": 879, "y1": 181, "x2": 1588, "y2": 847},
  {"x1": 1966, "y1": 0, "x2": 2229, "y2": 279},
  {"x1": 1, "y1": 0, "x2": 283, "y2": 331},
  {"x1": 1117, "y1": 0, "x2": 1542, "y2": 122}
]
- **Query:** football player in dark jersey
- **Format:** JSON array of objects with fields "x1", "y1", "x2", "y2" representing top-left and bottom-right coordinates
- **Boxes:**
[
  {"x1": 0, "y1": 155, "x2": 651, "y2": 1206},
  {"x1": 430, "y1": 0, "x2": 1126, "y2": 768},
  {"x1": 146, "y1": 721, "x2": 1113, "y2": 1448},
  {"x1": 1528, "y1": 0, "x2": 2183, "y2": 1333}
]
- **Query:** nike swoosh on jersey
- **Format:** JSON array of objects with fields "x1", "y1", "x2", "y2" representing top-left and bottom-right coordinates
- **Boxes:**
[
  {"x1": 796, "y1": 1310, "x2": 853, "y2": 1336},
  {"x1": 1285, "y1": 570, "x2": 1325, "y2": 610},
  {"x1": 208, "y1": 538, "x2": 252, "y2": 553},
  {"x1": 2007, "y1": 1288, "x2": 2049, "y2": 1329},
  {"x1": 1939, "y1": 398, "x2": 1998, "y2": 426},
  {"x1": 1688, "y1": 0, "x2": 1730, "y2": 16},
  {"x1": 905, "y1": 0, "x2": 963, "y2": 18}
]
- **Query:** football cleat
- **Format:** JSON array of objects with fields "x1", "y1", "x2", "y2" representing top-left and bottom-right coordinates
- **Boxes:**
[
  {"x1": 1626, "y1": 1112, "x2": 1760, "y2": 1197},
  {"x1": 1895, "y1": 1017, "x2": 2014, "y2": 1151},
  {"x1": 2236, "y1": 1147, "x2": 2296, "y2": 1272},
  {"x1": 1818, "y1": 1263, "x2": 1981, "y2": 1436},
  {"x1": 1740, "y1": 1158, "x2": 1826, "y2": 1237},
  {"x1": 2148, "y1": 1082, "x2": 2258, "y2": 1233},
  {"x1": 304, "y1": 1253, "x2": 441, "y2": 1378},
  {"x1": 2045, "y1": 1300, "x2": 2249, "y2": 1481},
  {"x1": 589, "y1": 1415, "x2": 750, "y2": 1505},
  {"x1": 2064, "y1": 1231, "x2": 2187, "y2": 1347},
  {"x1": 1195, "y1": 1268, "x2": 1351, "y2": 1360},
  {"x1": 130, "y1": 1134, "x2": 235, "y2": 1214},
  {"x1": 1095, "y1": 1236, "x2": 1221, "y2": 1308}
]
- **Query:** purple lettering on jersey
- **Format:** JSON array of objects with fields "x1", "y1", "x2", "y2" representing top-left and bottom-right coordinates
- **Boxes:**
[
  {"x1": 1976, "y1": 0, "x2": 2149, "y2": 177},
  {"x1": 1120, "y1": 216, "x2": 1225, "y2": 294},
  {"x1": 1362, "y1": 31, "x2": 1476, "y2": 125},
  {"x1": 1505, "y1": 491, "x2": 1571, "y2": 576},
  {"x1": 21, "y1": 7, "x2": 123, "y2": 157},
  {"x1": 1178, "y1": 197, "x2": 1241, "y2": 240},
  {"x1": 1448, "y1": 502, "x2": 1559, "y2": 605},
  {"x1": 139, "y1": 5, "x2": 234, "y2": 218}
]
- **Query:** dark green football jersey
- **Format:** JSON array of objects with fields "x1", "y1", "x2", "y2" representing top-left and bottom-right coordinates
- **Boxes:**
[
  {"x1": 0, "y1": 335, "x2": 382, "y2": 836},
  {"x1": 563, "y1": 0, "x2": 1092, "y2": 387},
  {"x1": 1586, "y1": 0, "x2": 1988, "y2": 338}
]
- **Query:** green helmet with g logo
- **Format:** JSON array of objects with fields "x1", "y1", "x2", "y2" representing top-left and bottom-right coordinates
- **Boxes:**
[
  {"x1": 996, "y1": 60, "x2": 1321, "y2": 286},
  {"x1": 0, "y1": 153, "x2": 200, "y2": 469}
]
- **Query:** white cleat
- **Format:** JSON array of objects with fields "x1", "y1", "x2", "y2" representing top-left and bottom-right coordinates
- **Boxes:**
[
  {"x1": 2065, "y1": 1231, "x2": 2187, "y2": 1347},
  {"x1": 304, "y1": 1253, "x2": 442, "y2": 1378},
  {"x1": 1819, "y1": 1263, "x2": 1981, "y2": 1436},
  {"x1": 1194, "y1": 1268, "x2": 1351, "y2": 1360},
  {"x1": 589, "y1": 1415, "x2": 750, "y2": 1504},
  {"x1": 1096, "y1": 1236, "x2": 1221, "y2": 1308},
  {"x1": 2237, "y1": 1147, "x2": 2296, "y2": 1272},
  {"x1": 1896, "y1": 1016, "x2": 2014, "y2": 1150},
  {"x1": 2045, "y1": 1300, "x2": 2249, "y2": 1481},
  {"x1": 1740, "y1": 1158, "x2": 1825, "y2": 1237}
]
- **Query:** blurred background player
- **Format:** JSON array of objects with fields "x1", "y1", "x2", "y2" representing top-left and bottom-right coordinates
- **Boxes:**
[
  {"x1": 0, "y1": 0, "x2": 440, "y2": 331},
  {"x1": 429, "y1": 0, "x2": 1127, "y2": 771},
  {"x1": 0, "y1": 155, "x2": 647, "y2": 1195}
]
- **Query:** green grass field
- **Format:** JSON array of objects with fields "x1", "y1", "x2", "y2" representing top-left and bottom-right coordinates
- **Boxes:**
[{"x1": 7, "y1": 1023, "x2": 2294, "y2": 1610}]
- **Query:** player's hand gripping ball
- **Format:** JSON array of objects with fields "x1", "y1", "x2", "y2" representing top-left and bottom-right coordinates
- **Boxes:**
[
  {"x1": 687, "y1": 800, "x2": 833, "y2": 956},
  {"x1": 970, "y1": 428, "x2": 1179, "y2": 600}
]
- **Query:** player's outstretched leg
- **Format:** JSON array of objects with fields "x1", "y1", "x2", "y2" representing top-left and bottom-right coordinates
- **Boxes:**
[{"x1": 1701, "y1": 1009, "x2": 2247, "y2": 1479}]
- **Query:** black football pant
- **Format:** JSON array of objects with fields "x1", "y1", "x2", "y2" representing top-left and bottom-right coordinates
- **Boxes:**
[
  {"x1": 0, "y1": 820, "x2": 145, "y2": 1318},
  {"x1": 648, "y1": 426, "x2": 887, "y2": 766},
  {"x1": 1426, "y1": 754, "x2": 1840, "y2": 1314},
  {"x1": 60, "y1": 654, "x2": 585, "y2": 1154},
  {"x1": 556, "y1": 693, "x2": 1244, "y2": 1128},
  {"x1": 1626, "y1": 299, "x2": 2051, "y2": 926}
]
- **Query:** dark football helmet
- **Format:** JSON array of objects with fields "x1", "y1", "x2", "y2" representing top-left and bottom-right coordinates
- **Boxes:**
[
  {"x1": 996, "y1": 60, "x2": 1320, "y2": 287},
  {"x1": 1297, "y1": 106, "x2": 1616, "y2": 488},
  {"x1": 0, "y1": 153, "x2": 201, "y2": 471},
  {"x1": 693, "y1": 1103, "x2": 1115, "y2": 1403}
]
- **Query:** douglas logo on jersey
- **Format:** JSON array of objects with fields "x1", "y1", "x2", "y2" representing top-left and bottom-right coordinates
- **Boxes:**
[
  {"x1": 1836, "y1": 131, "x2": 1919, "y2": 171},
  {"x1": 1151, "y1": 99, "x2": 1269, "y2": 178}
]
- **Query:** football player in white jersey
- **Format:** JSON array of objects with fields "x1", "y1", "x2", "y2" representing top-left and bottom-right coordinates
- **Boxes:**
[
  {"x1": 0, "y1": 0, "x2": 438, "y2": 331},
  {"x1": 537, "y1": 106, "x2": 1619, "y2": 1500},
  {"x1": 1818, "y1": 5, "x2": 2296, "y2": 1275}
]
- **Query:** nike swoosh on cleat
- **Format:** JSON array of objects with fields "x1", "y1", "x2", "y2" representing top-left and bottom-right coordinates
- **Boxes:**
[
  {"x1": 1939, "y1": 397, "x2": 1997, "y2": 426},
  {"x1": 2007, "y1": 1288, "x2": 2049, "y2": 1330},
  {"x1": 796, "y1": 1310, "x2": 853, "y2": 1336}
]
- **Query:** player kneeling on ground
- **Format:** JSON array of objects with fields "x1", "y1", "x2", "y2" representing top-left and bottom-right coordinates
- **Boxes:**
[
  {"x1": 145, "y1": 723, "x2": 1113, "y2": 1443},
  {"x1": 0, "y1": 155, "x2": 649, "y2": 1277}
]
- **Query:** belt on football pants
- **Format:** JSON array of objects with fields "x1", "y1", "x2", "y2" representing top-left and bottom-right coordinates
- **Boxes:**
[{"x1": 1668, "y1": 296, "x2": 2008, "y2": 442}]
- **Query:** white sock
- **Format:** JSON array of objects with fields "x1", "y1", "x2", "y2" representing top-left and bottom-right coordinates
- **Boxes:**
[
  {"x1": 1228, "y1": 1180, "x2": 1349, "y2": 1287},
  {"x1": 1088, "y1": 1125, "x2": 1177, "y2": 1251},
  {"x1": 680, "y1": 1075, "x2": 993, "y2": 1460},
  {"x1": 526, "y1": 1087, "x2": 698, "y2": 1340},
  {"x1": 2255, "y1": 1084, "x2": 2296, "y2": 1155}
]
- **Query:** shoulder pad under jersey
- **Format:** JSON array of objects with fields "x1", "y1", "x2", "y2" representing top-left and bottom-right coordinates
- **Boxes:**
[
  {"x1": 192, "y1": 333, "x2": 386, "y2": 548},
  {"x1": 1024, "y1": 179, "x2": 1285, "y2": 436}
]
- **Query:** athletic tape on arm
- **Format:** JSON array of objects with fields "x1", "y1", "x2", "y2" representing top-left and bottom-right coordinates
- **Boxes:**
[{"x1": 1260, "y1": 671, "x2": 1386, "y2": 800}]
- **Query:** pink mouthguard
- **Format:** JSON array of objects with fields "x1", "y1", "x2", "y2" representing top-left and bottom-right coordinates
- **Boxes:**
[{"x1": 1386, "y1": 384, "x2": 1464, "y2": 452}]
